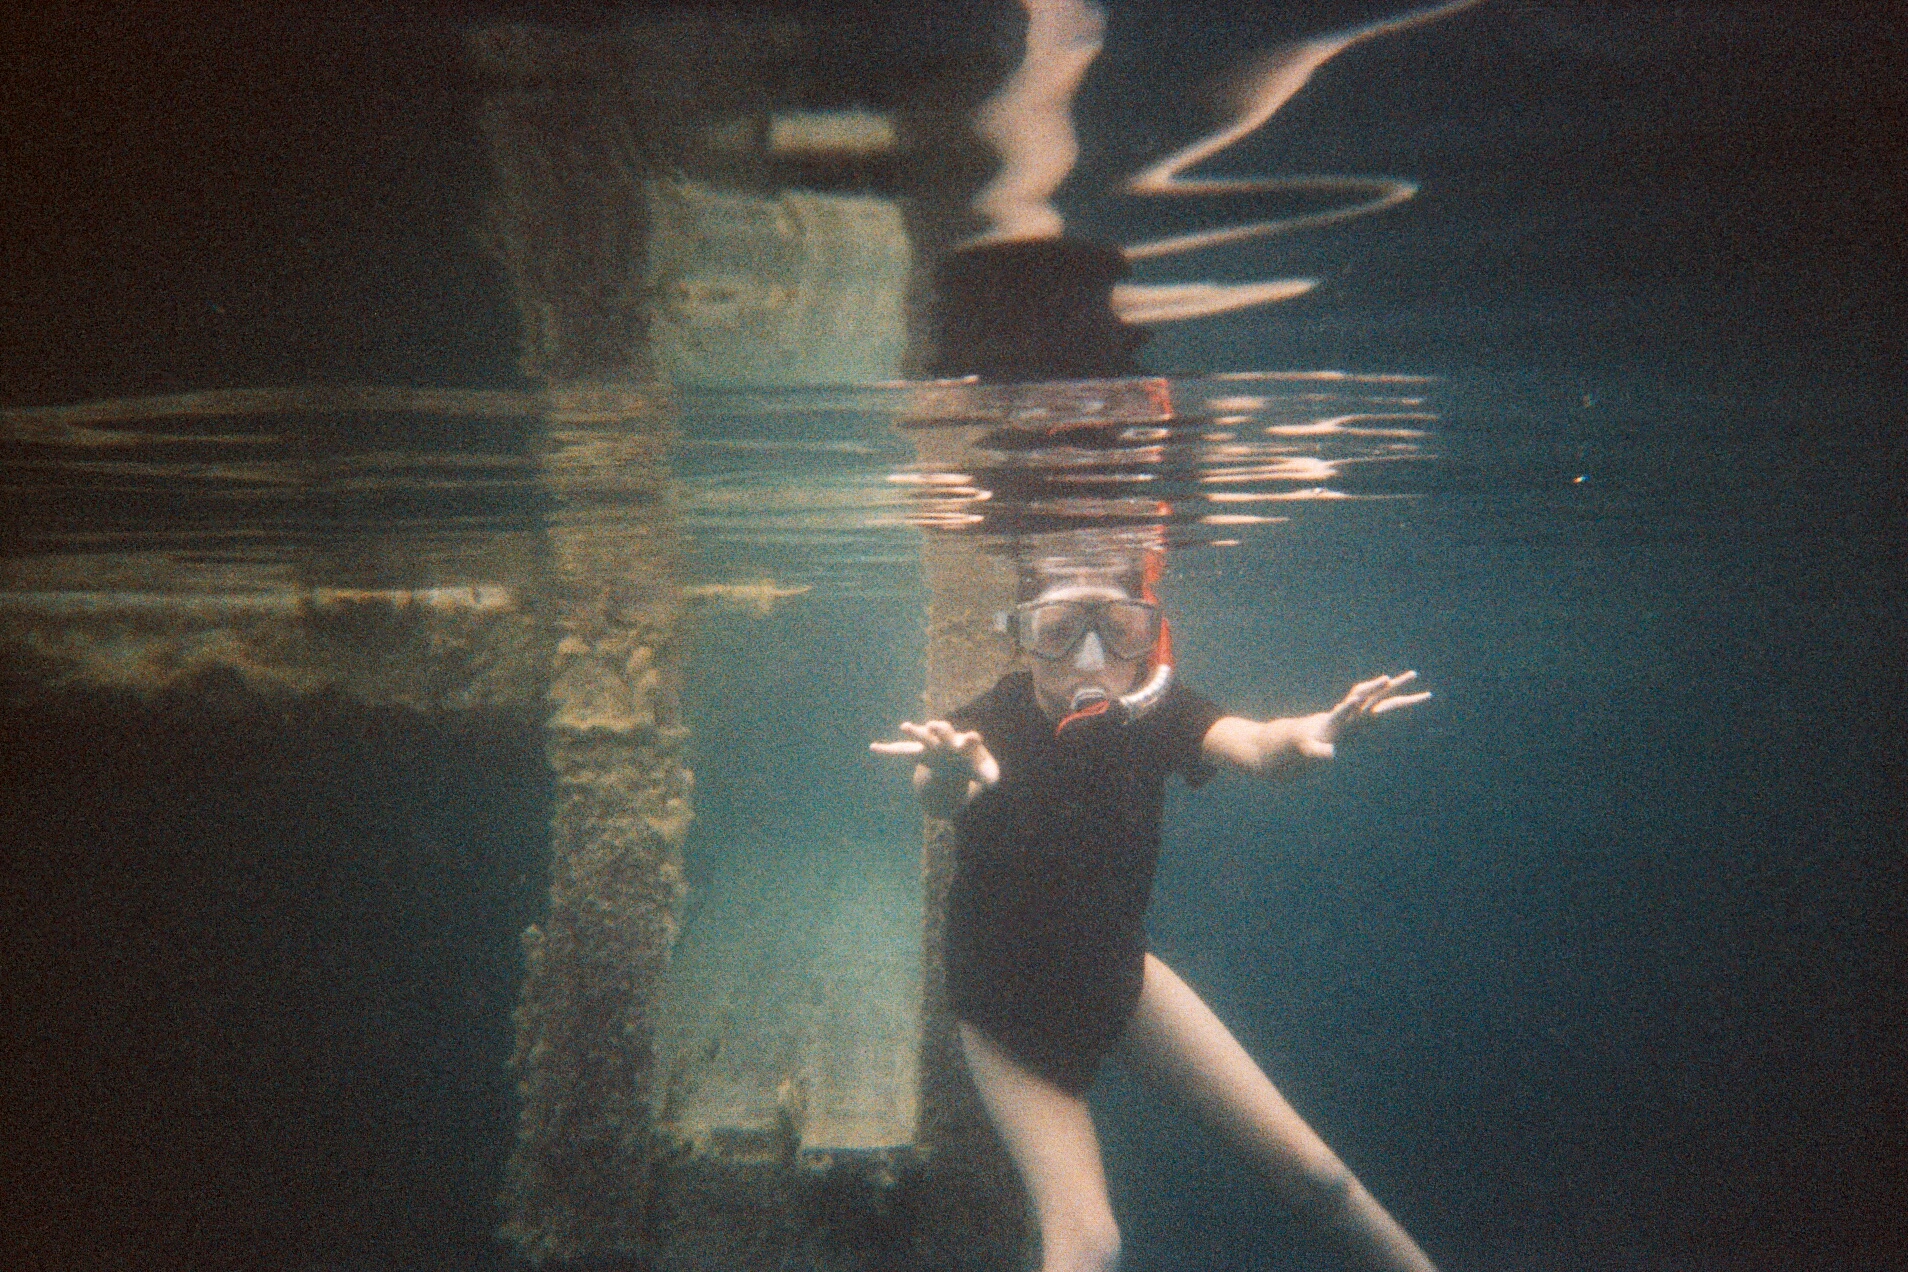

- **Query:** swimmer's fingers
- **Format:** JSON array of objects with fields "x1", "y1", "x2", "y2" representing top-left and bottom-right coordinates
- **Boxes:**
[
  {"x1": 958, "y1": 738, "x2": 1001, "y2": 788},
  {"x1": 1324, "y1": 674, "x2": 1390, "y2": 728},
  {"x1": 912, "y1": 719, "x2": 964, "y2": 751},
  {"x1": 1362, "y1": 670, "x2": 1425, "y2": 716},
  {"x1": 948, "y1": 728, "x2": 988, "y2": 757},
  {"x1": 920, "y1": 720, "x2": 988, "y2": 756},
  {"x1": 874, "y1": 721, "x2": 997, "y2": 788},
  {"x1": 1321, "y1": 672, "x2": 1427, "y2": 744},
  {"x1": 874, "y1": 720, "x2": 980, "y2": 760},
  {"x1": 1370, "y1": 690, "x2": 1432, "y2": 716},
  {"x1": 938, "y1": 726, "x2": 995, "y2": 787},
  {"x1": 1341, "y1": 671, "x2": 1422, "y2": 715},
  {"x1": 903, "y1": 719, "x2": 952, "y2": 748},
  {"x1": 872, "y1": 719, "x2": 939, "y2": 755}
]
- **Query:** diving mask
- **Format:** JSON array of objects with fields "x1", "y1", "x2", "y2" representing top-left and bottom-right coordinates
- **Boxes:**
[{"x1": 1004, "y1": 597, "x2": 1162, "y2": 663}]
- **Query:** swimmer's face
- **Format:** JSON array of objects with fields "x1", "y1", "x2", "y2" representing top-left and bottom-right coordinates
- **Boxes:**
[{"x1": 1022, "y1": 581, "x2": 1150, "y2": 721}]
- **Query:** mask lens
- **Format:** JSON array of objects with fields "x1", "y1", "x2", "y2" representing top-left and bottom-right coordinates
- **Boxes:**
[
  {"x1": 1022, "y1": 602, "x2": 1089, "y2": 660},
  {"x1": 1017, "y1": 599, "x2": 1159, "y2": 661},
  {"x1": 1099, "y1": 600, "x2": 1160, "y2": 660}
]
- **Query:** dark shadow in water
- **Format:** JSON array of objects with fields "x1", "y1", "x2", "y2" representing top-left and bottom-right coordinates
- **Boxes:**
[{"x1": 0, "y1": 683, "x2": 548, "y2": 1271}]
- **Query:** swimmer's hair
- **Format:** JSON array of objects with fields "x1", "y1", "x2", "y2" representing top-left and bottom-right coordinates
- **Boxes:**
[
  {"x1": 1016, "y1": 559, "x2": 1144, "y2": 603},
  {"x1": 1011, "y1": 527, "x2": 1161, "y2": 602}
]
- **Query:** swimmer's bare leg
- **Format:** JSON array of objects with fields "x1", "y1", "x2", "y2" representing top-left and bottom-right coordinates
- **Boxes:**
[
  {"x1": 1115, "y1": 954, "x2": 1441, "y2": 1272},
  {"x1": 969, "y1": 0, "x2": 1106, "y2": 244},
  {"x1": 959, "y1": 1022, "x2": 1122, "y2": 1272}
]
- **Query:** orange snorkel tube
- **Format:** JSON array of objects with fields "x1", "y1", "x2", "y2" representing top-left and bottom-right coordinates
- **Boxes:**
[{"x1": 1141, "y1": 540, "x2": 1173, "y2": 670}]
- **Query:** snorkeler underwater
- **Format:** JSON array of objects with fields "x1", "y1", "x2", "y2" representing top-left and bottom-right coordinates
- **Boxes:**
[
  {"x1": 8, "y1": 0, "x2": 1899, "y2": 1269},
  {"x1": 873, "y1": 526, "x2": 1438, "y2": 1271},
  {"x1": 877, "y1": 3, "x2": 1479, "y2": 1269}
]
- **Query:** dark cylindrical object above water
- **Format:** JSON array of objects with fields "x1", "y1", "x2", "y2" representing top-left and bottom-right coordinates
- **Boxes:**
[{"x1": 929, "y1": 238, "x2": 1149, "y2": 383}]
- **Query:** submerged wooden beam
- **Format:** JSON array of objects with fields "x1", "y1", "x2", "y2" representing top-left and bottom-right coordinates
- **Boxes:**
[{"x1": 503, "y1": 386, "x2": 695, "y2": 1264}]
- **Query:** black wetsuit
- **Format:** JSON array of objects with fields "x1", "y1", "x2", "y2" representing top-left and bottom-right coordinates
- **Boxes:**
[{"x1": 946, "y1": 671, "x2": 1225, "y2": 1093}]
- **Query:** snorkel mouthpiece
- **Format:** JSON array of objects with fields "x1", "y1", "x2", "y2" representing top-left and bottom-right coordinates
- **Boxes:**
[
  {"x1": 1055, "y1": 662, "x2": 1174, "y2": 738},
  {"x1": 1068, "y1": 686, "x2": 1110, "y2": 715}
]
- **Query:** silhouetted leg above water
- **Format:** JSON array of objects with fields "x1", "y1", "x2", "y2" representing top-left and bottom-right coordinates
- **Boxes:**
[{"x1": 932, "y1": 0, "x2": 1488, "y2": 380}]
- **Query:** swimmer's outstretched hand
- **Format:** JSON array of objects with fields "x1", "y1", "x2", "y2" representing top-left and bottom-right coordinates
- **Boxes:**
[
  {"x1": 872, "y1": 720, "x2": 1001, "y2": 789},
  {"x1": 1298, "y1": 671, "x2": 1431, "y2": 759},
  {"x1": 1209, "y1": 671, "x2": 1430, "y2": 775}
]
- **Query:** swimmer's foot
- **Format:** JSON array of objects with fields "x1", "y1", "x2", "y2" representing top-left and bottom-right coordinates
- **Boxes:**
[
  {"x1": 1024, "y1": 0, "x2": 1105, "y2": 59},
  {"x1": 975, "y1": 0, "x2": 1105, "y2": 140}
]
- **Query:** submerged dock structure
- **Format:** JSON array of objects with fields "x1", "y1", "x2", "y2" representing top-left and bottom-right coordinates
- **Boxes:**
[
  {"x1": 0, "y1": 13, "x2": 1020, "y2": 1271},
  {"x1": 467, "y1": 18, "x2": 1031, "y2": 1267},
  {"x1": 0, "y1": 14, "x2": 1048, "y2": 1270}
]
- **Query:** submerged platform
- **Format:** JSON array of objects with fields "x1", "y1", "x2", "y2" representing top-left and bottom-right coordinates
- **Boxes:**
[{"x1": 654, "y1": 835, "x2": 922, "y2": 1164}]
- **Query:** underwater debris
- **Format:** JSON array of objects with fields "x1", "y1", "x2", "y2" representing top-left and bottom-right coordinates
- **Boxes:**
[{"x1": 683, "y1": 579, "x2": 813, "y2": 616}]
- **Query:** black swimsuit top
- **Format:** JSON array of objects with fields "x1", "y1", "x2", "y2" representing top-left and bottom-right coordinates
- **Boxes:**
[{"x1": 941, "y1": 671, "x2": 1224, "y2": 1089}]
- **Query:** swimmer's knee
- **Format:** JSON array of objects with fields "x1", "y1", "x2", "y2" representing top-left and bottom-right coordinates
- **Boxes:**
[
  {"x1": 1282, "y1": 1163, "x2": 1358, "y2": 1232},
  {"x1": 1044, "y1": 1215, "x2": 1120, "y2": 1272}
]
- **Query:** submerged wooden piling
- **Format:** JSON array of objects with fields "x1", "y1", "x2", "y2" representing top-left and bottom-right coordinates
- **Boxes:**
[
  {"x1": 500, "y1": 386, "x2": 695, "y2": 1264},
  {"x1": 469, "y1": 16, "x2": 1045, "y2": 1269}
]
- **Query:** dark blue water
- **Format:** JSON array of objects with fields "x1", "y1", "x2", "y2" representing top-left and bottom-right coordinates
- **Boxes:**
[
  {"x1": 2, "y1": 3, "x2": 1902, "y2": 1271},
  {"x1": 1116, "y1": 375, "x2": 1905, "y2": 1270}
]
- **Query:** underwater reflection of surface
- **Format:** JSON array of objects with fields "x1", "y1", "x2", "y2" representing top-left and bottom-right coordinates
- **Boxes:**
[
  {"x1": 2, "y1": 377, "x2": 1438, "y2": 608},
  {"x1": 0, "y1": 387, "x2": 546, "y2": 601},
  {"x1": 884, "y1": 376, "x2": 1434, "y2": 548}
]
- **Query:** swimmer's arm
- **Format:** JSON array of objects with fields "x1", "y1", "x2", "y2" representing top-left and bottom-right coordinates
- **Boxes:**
[
  {"x1": 911, "y1": 761, "x2": 986, "y2": 818},
  {"x1": 1201, "y1": 714, "x2": 1324, "y2": 778},
  {"x1": 1201, "y1": 671, "x2": 1429, "y2": 779}
]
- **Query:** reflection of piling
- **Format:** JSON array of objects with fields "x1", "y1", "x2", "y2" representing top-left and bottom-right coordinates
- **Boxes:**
[{"x1": 469, "y1": 17, "x2": 802, "y2": 386}]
